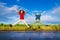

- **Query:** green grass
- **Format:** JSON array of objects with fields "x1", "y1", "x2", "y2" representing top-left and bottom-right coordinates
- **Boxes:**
[{"x1": 0, "y1": 24, "x2": 60, "y2": 31}]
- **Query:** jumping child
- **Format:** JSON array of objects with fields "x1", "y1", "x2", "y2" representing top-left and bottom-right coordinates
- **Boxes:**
[
  {"x1": 13, "y1": 8, "x2": 30, "y2": 28},
  {"x1": 35, "y1": 13, "x2": 41, "y2": 23}
]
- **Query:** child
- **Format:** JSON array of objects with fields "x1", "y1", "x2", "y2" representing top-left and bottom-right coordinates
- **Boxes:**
[
  {"x1": 33, "y1": 11, "x2": 46, "y2": 23},
  {"x1": 13, "y1": 8, "x2": 30, "y2": 28},
  {"x1": 35, "y1": 13, "x2": 41, "y2": 22}
]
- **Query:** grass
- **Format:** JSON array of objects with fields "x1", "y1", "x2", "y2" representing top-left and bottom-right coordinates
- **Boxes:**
[{"x1": 0, "y1": 24, "x2": 60, "y2": 31}]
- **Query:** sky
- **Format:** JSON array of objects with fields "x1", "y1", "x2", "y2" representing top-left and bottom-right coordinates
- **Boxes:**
[{"x1": 0, "y1": 0, "x2": 60, "y2": 24}]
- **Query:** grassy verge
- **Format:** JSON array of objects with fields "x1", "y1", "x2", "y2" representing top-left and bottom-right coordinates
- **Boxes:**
[{"x1": 0, "y1": 24, "x2": 60, "y2": 31}]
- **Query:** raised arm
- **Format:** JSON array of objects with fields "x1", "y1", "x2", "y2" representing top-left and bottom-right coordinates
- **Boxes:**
[
  {"x1": 41, "y1": 11, "x2": 46, "y2": 15},
  {"x1": 14, "y1": 8, "x2": 19, "y2": 13}
]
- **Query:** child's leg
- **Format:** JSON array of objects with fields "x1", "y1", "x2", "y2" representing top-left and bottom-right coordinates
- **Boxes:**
[
  {"x1": 22, "y1": 20, "x2": 30, "y2": 28},
  {"x1": 13, "y1": 20, "x2": 20, "y2": 25}
]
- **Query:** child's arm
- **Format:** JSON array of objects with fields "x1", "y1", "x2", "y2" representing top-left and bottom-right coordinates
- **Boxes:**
[
  {"x1": 14, "y1": 8, "x2": 19, "y2": 13},
  {"x1": 41, "y1": 11, "x2": 46, "y2": 15}
]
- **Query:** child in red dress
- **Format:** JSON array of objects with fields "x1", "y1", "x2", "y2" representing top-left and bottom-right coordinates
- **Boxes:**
[{"x1": 13, "y1": 8, "x2": 30, "y2": 28}]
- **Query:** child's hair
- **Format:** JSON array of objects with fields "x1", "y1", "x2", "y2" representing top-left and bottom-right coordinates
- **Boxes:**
[{"x1": 19, "y1": 10, "x2": 25, "y2": 14}]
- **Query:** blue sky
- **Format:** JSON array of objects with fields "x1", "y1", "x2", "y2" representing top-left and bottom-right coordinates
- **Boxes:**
[
  {"x1": 0, "y1": 0, "x2": 60, "y2": 24},
  {"x1": 0, "y1": 0, "x2": 60, "y2": 10}
]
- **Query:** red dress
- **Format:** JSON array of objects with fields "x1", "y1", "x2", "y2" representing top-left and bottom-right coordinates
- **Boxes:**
[{"x1": 19, "y1": 12, "x2": 25, "y2": 20}]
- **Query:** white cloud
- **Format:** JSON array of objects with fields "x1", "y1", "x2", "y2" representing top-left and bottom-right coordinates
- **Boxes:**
[
  {"x1": 0, "y1": 2, "x2": 19, "y2": 24},
  {"x1": 41, "y1": 6, "x2": 60, "y2": 24},
  {"x1": 41, "y1": 15, "x2": 60, "y2": 22},
  {"x1": 51, "y1": 7, "x2": 60, "y2": 15},
  {"x1": 6, "y1": 16, "x2": 19, "y2": 24},
  {"x1": 0, "y1": 4, "x2": 19, "y2": 15},
  {"x1": 8, "y1": 5, "x2": 18, "y2": 10}
]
